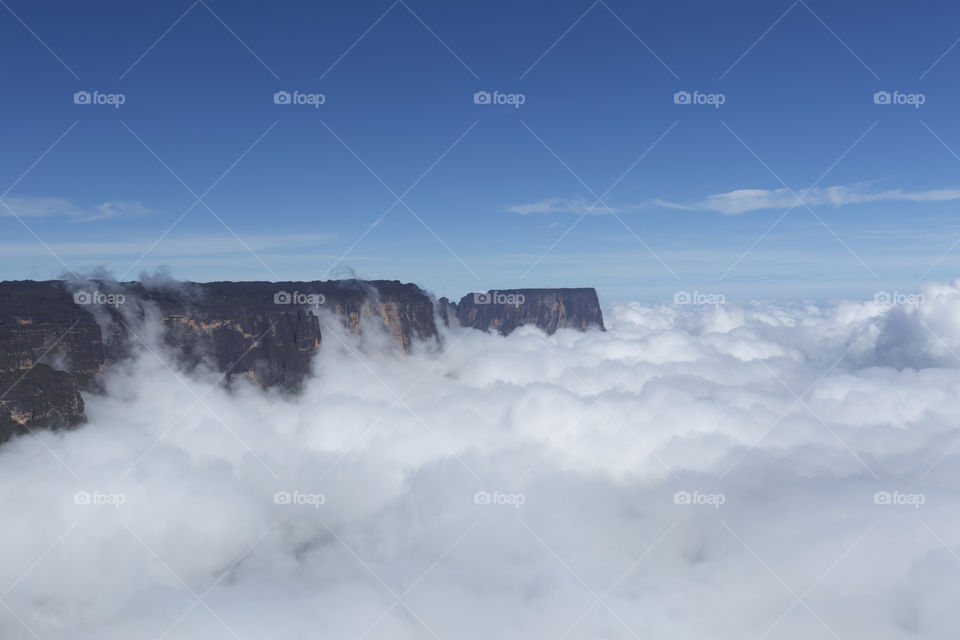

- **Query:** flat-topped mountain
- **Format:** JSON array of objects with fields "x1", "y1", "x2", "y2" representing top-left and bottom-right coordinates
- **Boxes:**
[
  {"x1": 0, "y1": 280, "x2": 604, "y2": 442},
  {"x1": 444, "y1": 288, "x2": 605, "y2": 335}
]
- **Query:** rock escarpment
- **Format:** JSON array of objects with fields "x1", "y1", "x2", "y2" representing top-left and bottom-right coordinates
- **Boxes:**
[
  {"x1": 0, "y1": 280, "x2": 604, "y2": 442},
  {"x1": 136, "y1": 280, "x2": 438, "y2": 388},
  {"x1": 443, "y1": 288, "x2": 605, "y2": 335},
  {"x1": 0, "y1": 282, "x2": 103, "y2": 443}
]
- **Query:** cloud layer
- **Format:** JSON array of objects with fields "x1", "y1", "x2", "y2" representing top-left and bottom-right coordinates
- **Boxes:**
[
  {"x1": 507, "y1": 196, "x2": 620, "y2": 215},
  {"x1": 677, "y1": 184, "x2": 960, "y2": 215},
  {"x1": 510, "y1": 183, "x2": 960, "y2": 216},
  {"x1": 3, "y1": 283, "x2": 960, "y2": 638},
  {"x1": 1, "y1": 197, "x2": 150, "y2": 222}
]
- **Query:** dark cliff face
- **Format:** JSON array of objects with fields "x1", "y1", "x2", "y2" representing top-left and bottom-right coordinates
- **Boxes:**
[
  {"x1": 0, "y1": 281, "x2": 106, "y2": 378},
  {"x1": 0, "y1": 280, "x2": 603, "y2": 443},
  {"x1": 451, "y1": 289, "x2": 605, "y2": 335},
  {"x1": 0, "y1": 279, "x2": 439, "y2": 441},
  {"x1": 0, "y1": 365, "x2": 85, "y2": 443},
  {"x1": 127, "y1": 280, "x2": 439, "y2": 388},
  {"x1": 0, "y1": 282, "x2": 101, "y2": 442}
]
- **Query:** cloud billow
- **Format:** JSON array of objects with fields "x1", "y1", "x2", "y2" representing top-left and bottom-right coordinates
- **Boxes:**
[{"x1": 2, "y1": 284, "x2": 960, "y2": 638}]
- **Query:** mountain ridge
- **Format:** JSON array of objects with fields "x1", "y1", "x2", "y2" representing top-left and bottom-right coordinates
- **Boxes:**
[{"x1": 0, "y1": 279, "x2": 604, "y2": 442}]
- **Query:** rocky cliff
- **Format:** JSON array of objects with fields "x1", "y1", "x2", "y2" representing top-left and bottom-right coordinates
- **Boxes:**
[
  {"x1": 444, "y1": 288, "x2": 605, "y2": 335},
  {"x1": 0, "y1": 281, "x2": 103, "y2": 443},
  {"x1": 130, "y1": 280, "x2": 438, "y2": 388},
  {"x1": 0, "y1": 280, "x2": 603, "y2": 442}
]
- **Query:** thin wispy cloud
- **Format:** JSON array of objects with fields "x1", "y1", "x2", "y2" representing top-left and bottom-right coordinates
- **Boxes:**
[
  {"x1": 1, "y1": 197, "x2": 151, "y2": 222},
  {"x1": 664, "y1": 182, "x2": 960, "y2": 215},
  {"x1": 510, "y1": 183, "x2": 960, "y2": 218},
  {"x1": 0, "y1": 233, "x2": 337, "y2": 257},
  {"x1": 507, "y1": 196, "x2": 622, "y2": 215}
]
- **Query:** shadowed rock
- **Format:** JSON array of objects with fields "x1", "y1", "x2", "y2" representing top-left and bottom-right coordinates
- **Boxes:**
[
  {"x1": 0, "y1": 280, "x2": 603, "y2": 442},
  {"x1": 448, "y1": 288, "x2": 605, "y2": 335}
]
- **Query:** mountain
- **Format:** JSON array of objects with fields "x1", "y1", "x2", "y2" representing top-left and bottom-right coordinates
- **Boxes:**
[
  {"x1": 0, "y1": 280, "x2": 604, "y2": 442},
  {"x1": 443, "y1": 288, "x2": 605, "y2": 335}
]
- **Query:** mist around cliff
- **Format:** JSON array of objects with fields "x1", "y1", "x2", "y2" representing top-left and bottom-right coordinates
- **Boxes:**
[{"x1": 4, "y1": 282, "x2": 960, "y2": 638}]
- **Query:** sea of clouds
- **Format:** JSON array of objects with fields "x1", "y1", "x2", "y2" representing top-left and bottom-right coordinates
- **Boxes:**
[{"x1": 3, "y1": 280, "x2": 960, "y2": 639}]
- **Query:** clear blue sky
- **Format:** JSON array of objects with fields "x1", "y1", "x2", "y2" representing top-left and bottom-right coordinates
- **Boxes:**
[{"x1": 2, "y1": 0, "x2": 960, "y2": 302}]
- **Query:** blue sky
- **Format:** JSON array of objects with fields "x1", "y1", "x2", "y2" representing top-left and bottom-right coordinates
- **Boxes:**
[{"x1": 3, "y1": 0, "x2": 960, "y2": 302}]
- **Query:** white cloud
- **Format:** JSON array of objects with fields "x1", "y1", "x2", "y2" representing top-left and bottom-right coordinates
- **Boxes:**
[
  {"x1": 2, "y1": 283, "x2": 960, "y2": 637},
  {"x1": 1, "y1": 197, "x2": 150, "y2": 222},
  {"x1": 0, "y1": 233, "x2": 337, "y2": 258},
  {"x1": 511, "y1": 183, "x2": 960, "y2": 217},
  {"x1": 681, "y1": 183, "x2": 960, "y2": 215},
  {"x1": 507, "y1": 196, "x2": 622, "y2": 215}
]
